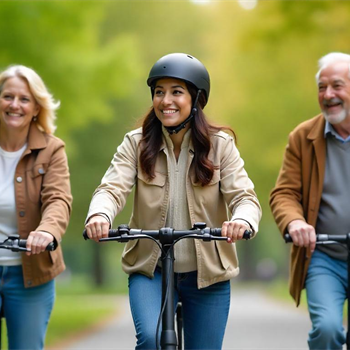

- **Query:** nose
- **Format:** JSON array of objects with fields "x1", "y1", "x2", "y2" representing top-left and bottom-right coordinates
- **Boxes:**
[
  {"x1": 323, "y1": 86, "x2": 335, "y2": 100},
  {"x1": 9, "y1": 97, "x2": 20, "y2": 109},
  {"x1": 161, "y1": 92, "x2": 173, "y2": 106}
]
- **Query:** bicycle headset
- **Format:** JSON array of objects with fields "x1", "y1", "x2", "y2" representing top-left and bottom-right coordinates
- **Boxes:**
[{"x1": 147, "y1": 53, "x2": 210, "y2": 134}]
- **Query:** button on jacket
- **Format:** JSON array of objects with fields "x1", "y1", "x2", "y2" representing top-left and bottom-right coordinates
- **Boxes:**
[
  {"x1": 88, "y1": 127, "x2": 261, "y2": 289},
  {"x1": 15, "y1": 122, "x2": 72, "y2": 288}
]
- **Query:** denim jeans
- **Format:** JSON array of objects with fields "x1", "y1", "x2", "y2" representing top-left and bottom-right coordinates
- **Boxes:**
[
  {"x1": 305, "y1": 249, "x2": 347, "y2": 350},
  {"x1": 128, "y1": 267, "x2": 230, "y2": 350},
  {"x1": 0, "y1": 265, "x2": 55, "y2": 350}
]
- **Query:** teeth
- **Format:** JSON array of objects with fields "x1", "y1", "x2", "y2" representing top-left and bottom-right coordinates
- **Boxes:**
[
  {"x1": 7, "y1": 112, "x2": 21, "y2": 117},
  {"x1": 163, "y1": 110, "x2": 177, "y2": 114}
]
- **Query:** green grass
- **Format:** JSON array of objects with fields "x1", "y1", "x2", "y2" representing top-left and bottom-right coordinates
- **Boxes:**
[
  {"x1": 46, "y1": 294, "x2": 118, "y2": 347},
  {"x1": 46, "y1": 276, "x2": 125, "y2": 347}
]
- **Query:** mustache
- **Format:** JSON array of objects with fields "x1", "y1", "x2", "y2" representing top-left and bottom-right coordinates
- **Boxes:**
[{"x1": 322, "y1": 97, "x2": 343, "y2": 107}]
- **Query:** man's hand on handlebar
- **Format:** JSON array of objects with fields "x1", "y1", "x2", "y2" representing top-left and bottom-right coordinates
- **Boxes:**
[
  {"x1": 85, "y1": 215, "x2": 110, "y2": 242},
  {"x1": 287, "y1": 219, "x2": 316, "y2": 253},
  {"x1": 221, "y1": 220, "x2": 251, "y2": 244}
]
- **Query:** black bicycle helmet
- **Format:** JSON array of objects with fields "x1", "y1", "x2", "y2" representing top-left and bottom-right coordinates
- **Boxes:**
[{"x1": 147, "y1": 53, "x2": 210, "y2": 105}]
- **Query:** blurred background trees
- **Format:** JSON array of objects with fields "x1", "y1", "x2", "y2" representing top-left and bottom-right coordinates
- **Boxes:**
[{"x1": 1, "y1": 0, "x2": 350, "y2": 290}]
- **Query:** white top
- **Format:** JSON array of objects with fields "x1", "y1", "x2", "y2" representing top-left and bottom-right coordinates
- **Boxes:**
[{"x1": 0, "y1": 144, "x2": 27, "y2": 265}]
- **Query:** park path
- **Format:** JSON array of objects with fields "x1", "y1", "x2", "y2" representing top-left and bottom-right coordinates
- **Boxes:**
[{"x1": 48, "y1": 286, "x2": 318, "y2": 350}]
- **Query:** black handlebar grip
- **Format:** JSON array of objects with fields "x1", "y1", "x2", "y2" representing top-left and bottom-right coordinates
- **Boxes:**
[
  {"x1": 46, "y1": 242, "x2": 56, "y2": 251},
  {"x1": 211, "y1": 228, "x2": 253, "y2": 240},
  {"x1": 242, "y1": 230, "x2": 253, "y2": 240},
  {"x1": 82, "y1": 229, "x2": 121, "y2": 240},
  {"x1": 83, "y1": 229, "x2": 89, "y2": 240},
  {"x1": 284, "y1": 233, "x2": 293, "y2": 243},
  {"x1": 18, "y1": 239, "x2": 56, "y2": 251}
]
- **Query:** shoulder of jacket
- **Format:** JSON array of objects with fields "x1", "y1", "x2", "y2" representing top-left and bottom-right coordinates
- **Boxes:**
[
  {"x1": 44, "y1": 133, "x2": 65, "y2": 149},
  {"x1": 125, "y1": 127, "x2": 143, "y2": 141},
  {"x1": 211, "y1": 130, "x2": 234, "y2": 143}
]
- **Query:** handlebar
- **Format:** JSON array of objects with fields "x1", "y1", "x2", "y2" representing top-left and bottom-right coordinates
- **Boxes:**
[
  {"x1": 0, "y1": 235, "x2": 56, "y2": 252},
  {"x1": 284, "y1": 233, "x2": 350, "y2": 244},
  {"x1": 83, "y1": 222, "x2": 253, "y2": 243}
]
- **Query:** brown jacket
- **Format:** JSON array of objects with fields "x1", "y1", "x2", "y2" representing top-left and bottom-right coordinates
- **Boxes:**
[
  {"x1": 15, "y1": 122, "x2": 72, "y2": 288},
  {"x1": 88, "y1": 128, "x2": 261, "y2": 288},
  {"x1": 269, "y1": 114, "x2": 326, "y2": 305}
]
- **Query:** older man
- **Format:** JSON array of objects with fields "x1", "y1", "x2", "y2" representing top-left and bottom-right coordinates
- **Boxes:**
[{"x1": 270, "y1": 52, "x2": 350, "y2": 350}]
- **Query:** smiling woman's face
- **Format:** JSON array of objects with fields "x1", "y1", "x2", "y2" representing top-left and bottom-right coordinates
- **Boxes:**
[
  {"x1": 0, "y1": 76, "x2": 40, "y2": 132},
  {"x1": 152, "y1": 78, "x2": 192, "y2": 129}
]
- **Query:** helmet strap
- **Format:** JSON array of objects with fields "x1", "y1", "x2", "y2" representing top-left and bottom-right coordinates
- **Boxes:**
[{"x1": 165, "y1": 89, "x2": 202, "y2": 135}]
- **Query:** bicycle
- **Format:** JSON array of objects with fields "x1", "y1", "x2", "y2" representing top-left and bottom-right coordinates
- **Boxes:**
[
  {"x1": 0, "y1": 234, "x2": 55, "y2": 350},
  {"x1": 83, "y1": 222, "x2": 252, "y2": 350},
  {"x1": 284, "y1": 232, "x2": 350, "y2": 350}
]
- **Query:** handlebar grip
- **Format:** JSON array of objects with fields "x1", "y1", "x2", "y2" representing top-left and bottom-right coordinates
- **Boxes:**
[
  {"x1": 82, "y1": 228, "x2": 122, "y2": 240},
  {"x1": 46, "y1": 242, "x2": 56, "y2": 251},
  {"x1": 242, "y1": 230, "x2": 253, "y2": 240},
  {"x1": 18, "y1": 240, "x2": 56, "y2": 251},
  {"x1": 284, "y1": 233, "x2": 293, "y2": 243},
  {"x1": 210, "y1": 228, "x2": 253, "y2": 240},
  {"x1": 83, "y1": 229, "x2": 89, "y2": 240}
]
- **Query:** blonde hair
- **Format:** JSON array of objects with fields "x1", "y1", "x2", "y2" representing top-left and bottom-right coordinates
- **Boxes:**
[
  {"x1": 315, "y1": 52, "x2": 350, "y2": 83},
  {"x1": 0, "y1": 65, "x2": 60, "y2": 134}
]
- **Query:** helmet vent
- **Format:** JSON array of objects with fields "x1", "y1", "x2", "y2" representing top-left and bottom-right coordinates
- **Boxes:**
[{"x1": 187, "y1": 55, "x2": 194, "y2": 59}]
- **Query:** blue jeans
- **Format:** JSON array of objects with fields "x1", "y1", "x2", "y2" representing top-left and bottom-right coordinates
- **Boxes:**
[
  {"x1": 0, "y1": 265, "x2": 55, "y2": 350},
  {"x1": 305, "y1": 250, "x2": 347, "y2": 350},
  {"x1": 128, "y1": 267, "x2": 230, "y2": 350}
]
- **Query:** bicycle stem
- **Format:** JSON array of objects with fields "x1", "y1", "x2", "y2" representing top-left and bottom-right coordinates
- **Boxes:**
[{"x1": 160, "y1": 243, "x2": 177, "y2": 350}]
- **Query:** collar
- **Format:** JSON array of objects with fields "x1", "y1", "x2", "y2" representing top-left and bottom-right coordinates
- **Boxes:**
[
  {"x1": 324, "y1": 120, "x2": 350, "y2": 143},
  {"x1": 161, "y1": 126, "x2": 193, "y2": 152},
  {"x1": 26, "y1": 122, "x2": 48, "y2": 151},
  {"x1": 307, "y1": 114, "x2": 326, "y2": 141}
]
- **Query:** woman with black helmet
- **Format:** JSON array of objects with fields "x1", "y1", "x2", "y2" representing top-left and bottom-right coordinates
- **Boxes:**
[{"x1": 85, "y1": 53, "x2": 261, "y2": 349}]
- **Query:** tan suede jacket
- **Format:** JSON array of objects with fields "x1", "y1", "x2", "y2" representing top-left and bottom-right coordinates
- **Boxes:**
[
  {"x1": 87, "y1": 127, "x2": 261, "y2": 289},
  {"x1": 270, "y1": 114, "x2": 326, "y2": 305},
  {"x1": 15, "y1": 122, "x2": 72, "y2": 288}
]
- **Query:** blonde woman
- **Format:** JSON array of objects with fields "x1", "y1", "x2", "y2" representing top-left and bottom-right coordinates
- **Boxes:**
[{"x1": 0, "y1": 65, "x2": 72, "y2": 350}]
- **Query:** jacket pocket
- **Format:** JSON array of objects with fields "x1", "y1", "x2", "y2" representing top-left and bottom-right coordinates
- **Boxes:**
[
  {"x1": 122, "y1": 240, "x2": 139, "y2": 266},
  {"x1": 215, "y1": 240, "x2": 238, "y2": 270},
  {"x1": 137, "y1": 170, "x2": 166, "y2": 187},
  {"x1": 26, "y1": 163, "x2": 46, "y2": 203},
  {"x1": 190, "y1": 169, "x2": 220, "y2": 187}
]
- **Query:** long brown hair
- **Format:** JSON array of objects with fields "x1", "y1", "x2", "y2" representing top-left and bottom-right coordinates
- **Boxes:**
[{"x1": 139, "y1": 83, "x2": 235, "y2": 186}]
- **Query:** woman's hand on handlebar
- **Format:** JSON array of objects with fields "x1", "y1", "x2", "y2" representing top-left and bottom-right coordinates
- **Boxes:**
[
  {"x1": 26, "y1": 231, "x2": 54, "y2": 256},
  {"x1": 221, "y1": 220, "x2": 251, "y2": 244},
  {"x1": 85, "y1": 215, "x2": 110, "y2": 242},
  {"x1": 287, "y1": 219, "x2": 316, "y2": 253}
]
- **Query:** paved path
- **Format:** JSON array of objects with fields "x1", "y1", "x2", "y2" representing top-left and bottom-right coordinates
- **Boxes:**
[{"x1": 53, "y1": 287, "x2": 315, "y2": 350}]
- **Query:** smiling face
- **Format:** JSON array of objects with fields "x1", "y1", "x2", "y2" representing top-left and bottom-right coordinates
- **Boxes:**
[
  {"x1": 0, "y1": 76, "x2": 40, "y2": 133},
  {"x1": 152, "y1": 78, "x2": 192, "y2": 130},
  {"x1": 318, "y1": 61, "x2": 350, "y2": 125}
]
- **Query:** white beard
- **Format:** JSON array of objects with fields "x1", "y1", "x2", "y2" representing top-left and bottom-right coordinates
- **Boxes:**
[{"x1": 322, "y1": 108, "x2": 347, "y2": 125}]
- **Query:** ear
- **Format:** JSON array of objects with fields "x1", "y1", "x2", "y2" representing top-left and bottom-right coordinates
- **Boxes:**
[{"x1": 34, "y1": 103, "x2": 41, "y2": 117}]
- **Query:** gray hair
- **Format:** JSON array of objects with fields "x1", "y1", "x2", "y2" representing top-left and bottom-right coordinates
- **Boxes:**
[
  {"x1": 0, "y1": 65, "x2": 60, "y2": 134},
  {"x1": 315, "y1": 52, "x2": 350, "y2": 83}
]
